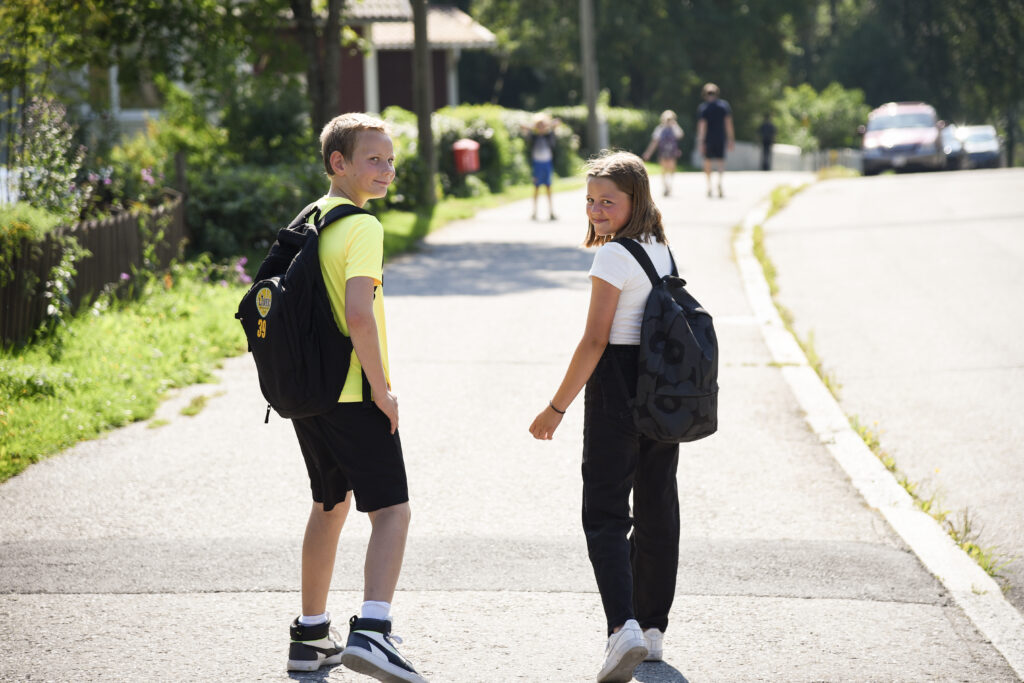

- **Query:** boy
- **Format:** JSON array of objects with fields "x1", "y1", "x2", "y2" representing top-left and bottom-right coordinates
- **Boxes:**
[
  {"x1": 285, "y1": 112, "x2": 426, "y2": 683},
  {"x1": 527, "y1": 112, "x2": 558, "y2": 221}
]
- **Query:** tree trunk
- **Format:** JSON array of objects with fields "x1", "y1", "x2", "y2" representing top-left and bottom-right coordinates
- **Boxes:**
[
  {"x1": 291, "y1": 0, "x2": 325, "y2": 137},
  {"x1": 412, "y1": 0, "x2": 436, "y2": 206},
  {"x1": 322, "y1": 0, "x2": 342, "y2": 124},
  {"x1": 579, "y1": 0, "x2": 600, "y2": 155}
]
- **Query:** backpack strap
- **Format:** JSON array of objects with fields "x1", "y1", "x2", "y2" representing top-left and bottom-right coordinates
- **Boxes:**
[
  {"x1": 317, "y1": 201, "x2": 375, "y2": 405},
  {"x1": 612, "y1": 238, "x2": 679, "y2": 285},
  {"x1": 316, "y1": 202, "x2": 372, "y2": 230}
]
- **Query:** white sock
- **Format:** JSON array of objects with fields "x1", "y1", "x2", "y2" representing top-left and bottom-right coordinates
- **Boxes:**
[
  {"x1": 360, "y1": 600, "x2": 391, "y2": 621},
  {"x1": 298, "y1": 611, "x2": 329, "y2": 627}
]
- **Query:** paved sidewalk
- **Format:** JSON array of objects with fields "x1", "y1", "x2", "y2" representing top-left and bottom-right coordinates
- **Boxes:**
[{"x1": 0, "y1": 171, "x2": 1017, "y2": 681}]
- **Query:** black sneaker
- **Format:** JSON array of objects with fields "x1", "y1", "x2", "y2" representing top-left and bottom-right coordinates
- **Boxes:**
[
  {"x1": 340, "y1": 615, "x2": 427, "y2": 682},
  {"x1": 287, "y1": 617, "x2": 343, "y2": 672}
]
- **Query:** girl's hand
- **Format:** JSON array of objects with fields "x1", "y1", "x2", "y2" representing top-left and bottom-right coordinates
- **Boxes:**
[{"x1": 529, "y1": 405, "x2": 564, "y2": 440}]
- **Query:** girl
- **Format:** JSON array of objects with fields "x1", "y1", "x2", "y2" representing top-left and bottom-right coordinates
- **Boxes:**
[
  {"x1": 642, "y1": 110, "x2": 684, "y2": 197},
  {"x1": 529, "y1": 151, "x2": 680, "y2": 683}
]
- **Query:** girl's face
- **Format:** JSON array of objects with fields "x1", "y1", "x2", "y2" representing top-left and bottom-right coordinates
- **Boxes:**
[{"x1": 586, "y1": 177, "x2": 632, "y2": 237}]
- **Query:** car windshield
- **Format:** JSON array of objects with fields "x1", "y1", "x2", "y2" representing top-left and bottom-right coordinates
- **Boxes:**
[
  {"x1": 867, "y1": 113, "x2": 936, "y2": 131},
  {"x1": 964, "y1": 128, "x2": 996, "y2": 142}
]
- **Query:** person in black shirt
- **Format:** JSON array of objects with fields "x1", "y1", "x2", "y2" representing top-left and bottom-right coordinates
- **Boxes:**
[
  {"x1": 695, "y1": 83, "x2": 734, "y2": 197},
  {"x1": 759, "y1": 113, "x2": 777, "y2": 171}
]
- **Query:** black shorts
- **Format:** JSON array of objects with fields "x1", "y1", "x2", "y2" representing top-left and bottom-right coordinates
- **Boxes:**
[
  {"x1": 704, "y1": 138, "x2": 726, "y2": 160},
  {"x1": 292, "y1": 402, "x2": 409, "y2": 513}
]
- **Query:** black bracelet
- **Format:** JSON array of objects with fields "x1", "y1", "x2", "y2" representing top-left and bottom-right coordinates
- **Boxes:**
[{"x1": 549, "y1": 401, "x2": 566, "y2": 415}]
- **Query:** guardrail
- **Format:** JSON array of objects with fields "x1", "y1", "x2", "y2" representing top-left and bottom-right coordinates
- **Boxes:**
[
  {"x1": 690, "y1": 141, "x2": 863, "y2": 173},
  {"x1": 1, "y1": 191, "x2": 187, "y2": 347}
]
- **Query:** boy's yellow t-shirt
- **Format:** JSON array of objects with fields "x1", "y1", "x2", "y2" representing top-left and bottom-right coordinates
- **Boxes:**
[{"x1": 315, "y1": 195, "x2": 390, "y2": 402}]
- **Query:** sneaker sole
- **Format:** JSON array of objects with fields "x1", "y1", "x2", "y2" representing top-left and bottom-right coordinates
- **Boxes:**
[
  {"x1": 597, "y1": 643, "x2": 648, "y2": 683},
  {"x1": 341, "y1": 648, "x2": 425, "y2": 683},
  {"x1": 286, "y1": 652, "x2": 342, "y2": 672}
]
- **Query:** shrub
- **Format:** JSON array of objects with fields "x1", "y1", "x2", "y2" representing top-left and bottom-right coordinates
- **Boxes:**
[
  {"x1": 774, "y1": 82, "x2": 870, "y2": 151},
  {"x1": 224, "y1": 75, "x2": 313, "y2": 166},
  {"x1": 186, "y1": 162, "x2": 324, "y2": 258},
  {"x1": 547, "y1": 105, "x2": 659, "y2": 158},
  {"x1": 379, "y1": 110, "x2": 434, "y2": 211},
  {"x1": 14, "y1": 97, "x2": 88, "y2": 222},
  {"x1": 0, "y1": 203, "x2": 65, "y2": 287}
]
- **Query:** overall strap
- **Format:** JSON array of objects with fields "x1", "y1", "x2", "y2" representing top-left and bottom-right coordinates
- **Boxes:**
[{"x1": 612, "y1": 238, "x2": 679, "y2": 285}]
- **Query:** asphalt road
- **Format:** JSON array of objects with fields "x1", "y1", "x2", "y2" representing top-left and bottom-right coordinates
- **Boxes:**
[
  {"x1": 0, "y1": 170, "x2": 1018, "y2": 681},
  {"x1": 764, "y1": 167, "x2": 1024, "y2": 611}
]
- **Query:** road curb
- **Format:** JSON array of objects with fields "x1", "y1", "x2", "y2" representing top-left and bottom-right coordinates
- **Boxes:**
[{"x1": 734, "y1": 195, "x2": 1024, "y2": 678}]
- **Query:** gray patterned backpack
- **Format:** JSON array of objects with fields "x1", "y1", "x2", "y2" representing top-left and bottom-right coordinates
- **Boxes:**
[{"x1": 613, "y1": 238, "x2": 718, "y2": 443}]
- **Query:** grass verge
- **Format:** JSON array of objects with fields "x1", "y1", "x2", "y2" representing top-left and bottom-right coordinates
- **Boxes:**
[
  {"x1": 747, "y1": 180, "x2": 1010, "y2": 579},
  {"x1": 1, "y1": 177, "x2": 585, "y2": 483},
  {"x1": 0, "y1": 260, "x2": 248, "y2": 482}
]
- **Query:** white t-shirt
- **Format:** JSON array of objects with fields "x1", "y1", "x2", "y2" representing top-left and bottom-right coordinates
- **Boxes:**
[{"x1": 588, "y1": 239, "x2": 674, "y2": 344}]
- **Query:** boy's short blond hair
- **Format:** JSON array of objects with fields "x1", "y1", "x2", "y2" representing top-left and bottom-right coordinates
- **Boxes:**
[{"x1": 320, "y1": 113, "x2": 390, "y2": 176}]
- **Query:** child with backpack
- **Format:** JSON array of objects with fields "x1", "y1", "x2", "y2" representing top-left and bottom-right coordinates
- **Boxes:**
[
  {"x1": 529, "y1": 151, "x2": 682, "y2": 683},
  {"x1": 642, "y1": 110, "x2": 684, "y2": 197},
  {"x1": 283, "y1": 112, "x2": 427, "y2": 683}
]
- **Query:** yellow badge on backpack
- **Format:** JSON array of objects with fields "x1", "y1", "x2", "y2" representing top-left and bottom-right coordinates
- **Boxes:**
[{"x1": 255, "y1": 287, "x2": 273, "y2": 317}]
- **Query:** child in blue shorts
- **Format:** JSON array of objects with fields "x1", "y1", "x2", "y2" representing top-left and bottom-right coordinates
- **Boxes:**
[
  {"x1": 285, "y1": 112, "x2": 426, "y2": 683},
  {"x1": 528, "y1": 112, "x2": 559, "y2": 221}
]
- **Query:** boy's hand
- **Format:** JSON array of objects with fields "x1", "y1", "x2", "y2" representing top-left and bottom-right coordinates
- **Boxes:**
[
  {"x1": 375, "y1": 390, "x2": 399, "y2": 434},
  {"x1": 529, "y1": 404, "x2": 563, "y2": 440}
]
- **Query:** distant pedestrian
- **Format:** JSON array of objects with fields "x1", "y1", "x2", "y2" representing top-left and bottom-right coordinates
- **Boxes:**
[
  {"x1": 530, "y1": 151, "x2": 681, "y2": 682},
  {"x1": 696, "y1": 82, "x2": 735, "y2": 197},
  {"x1": 285, "y1": 112, "x2": 426, "y2": 683},
  {"x1": 527, "y1": 112, "x2": 560, "y2": 220},
  {"x1": 642, "y1": 109, "x2": 685, "y2": 196},
  {"x1": 759, "y1": 112, "x2": 776, "y2": 171}
]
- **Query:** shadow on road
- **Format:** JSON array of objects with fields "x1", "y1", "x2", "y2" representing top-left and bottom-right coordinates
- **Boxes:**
[
  {"x1": 635, "y1": 660, "x2": 690, "y2": 682},
  {"x1": 386, "y1": 241, "x2": 594, "y2": 297}
]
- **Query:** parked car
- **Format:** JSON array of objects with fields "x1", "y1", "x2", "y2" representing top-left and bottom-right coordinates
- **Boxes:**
[
  {"x1": 859, "y1": 102, "x2": 946, "y2": 175},
  {"x1": 959, "y1": 125, "x2": 1002, "y2": 168},
  {"x1": 940, "y1": 124, "x2": 967, "y2": 170}
]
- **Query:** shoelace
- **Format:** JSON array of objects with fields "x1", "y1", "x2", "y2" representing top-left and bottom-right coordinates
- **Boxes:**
[
  {"x1": 386, "y1": 632, "x2": 404, "y2": 646},
  {"x1": 329, "y1": 625, "x2": 343, "y2": 645}
]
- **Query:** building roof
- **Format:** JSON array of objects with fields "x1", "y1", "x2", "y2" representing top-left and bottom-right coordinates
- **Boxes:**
[
  {"x1": 344, "y1": 0, "x2": 412, "y2": 23},
  {"x1": 371, "y1": 5, "x2": 497, "y2": 50}
]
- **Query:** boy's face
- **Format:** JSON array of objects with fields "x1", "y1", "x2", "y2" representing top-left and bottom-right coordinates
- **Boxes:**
[{"x1": 332, "y1": 130, "x2": 395, "y2": 205}]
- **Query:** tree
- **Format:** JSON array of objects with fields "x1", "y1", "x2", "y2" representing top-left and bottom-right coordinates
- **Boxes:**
[
  {"x1": 290, "y1": 0, "x2": 343, "y2": 138},
  {"x1": 412, "y1": 0, "x2": 436, "y2": 206},
  {"x1": 1, "y1": 0, "x2": 243, "y2": 188}
]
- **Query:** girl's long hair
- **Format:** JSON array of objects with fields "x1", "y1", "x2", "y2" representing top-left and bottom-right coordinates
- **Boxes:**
[{"x1": 583, "y1": 151, "x2": 667, "y2": 247}]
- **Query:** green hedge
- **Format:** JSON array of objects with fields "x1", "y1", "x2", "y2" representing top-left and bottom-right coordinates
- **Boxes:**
[{"x1": 547, "y1": 105, "x2": 660, "y2": 158}]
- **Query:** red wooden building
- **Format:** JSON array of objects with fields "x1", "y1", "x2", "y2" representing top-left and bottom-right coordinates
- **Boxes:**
[{"x1": 340, "y1": 2, "x2": 496, "y2": 114}]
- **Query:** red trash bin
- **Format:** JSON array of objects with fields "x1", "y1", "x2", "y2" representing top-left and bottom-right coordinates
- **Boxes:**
[{"x1": 452, "y1": 138, "x2": 480, "y2": 173}]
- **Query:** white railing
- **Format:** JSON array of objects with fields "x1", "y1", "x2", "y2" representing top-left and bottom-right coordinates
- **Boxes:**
[{"x1": 690, "y1": 141, "x2": 862, "y2": 173}]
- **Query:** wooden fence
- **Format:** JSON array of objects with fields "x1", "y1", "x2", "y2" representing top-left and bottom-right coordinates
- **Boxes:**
[{"x1": 0, "y1": 191, "x2": 188, "y2": 347}]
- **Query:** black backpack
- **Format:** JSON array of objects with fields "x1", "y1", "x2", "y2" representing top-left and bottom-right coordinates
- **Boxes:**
[
  {"x1": 613, "y1": 238, "x2": 718, "y2": 443},
  {"x1": 236, "y1": 202, "x2": 371, "y2": 422}
]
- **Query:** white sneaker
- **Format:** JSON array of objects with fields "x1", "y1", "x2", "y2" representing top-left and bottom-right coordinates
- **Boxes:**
[
  {"x1": 596, "y1": 619, "x2": 648, "y2": 682},
  {"x1": 642, "y1": 628, "x2": 663, "y2": 661}
]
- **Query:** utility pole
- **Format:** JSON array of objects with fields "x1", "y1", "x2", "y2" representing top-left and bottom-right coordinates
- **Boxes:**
[
  {"x1": 412, "y1": 0, "x2": 437, "y2": 206},
  {"x1": 579, "y1": 0, "x2": 600, "y2": 156}
]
